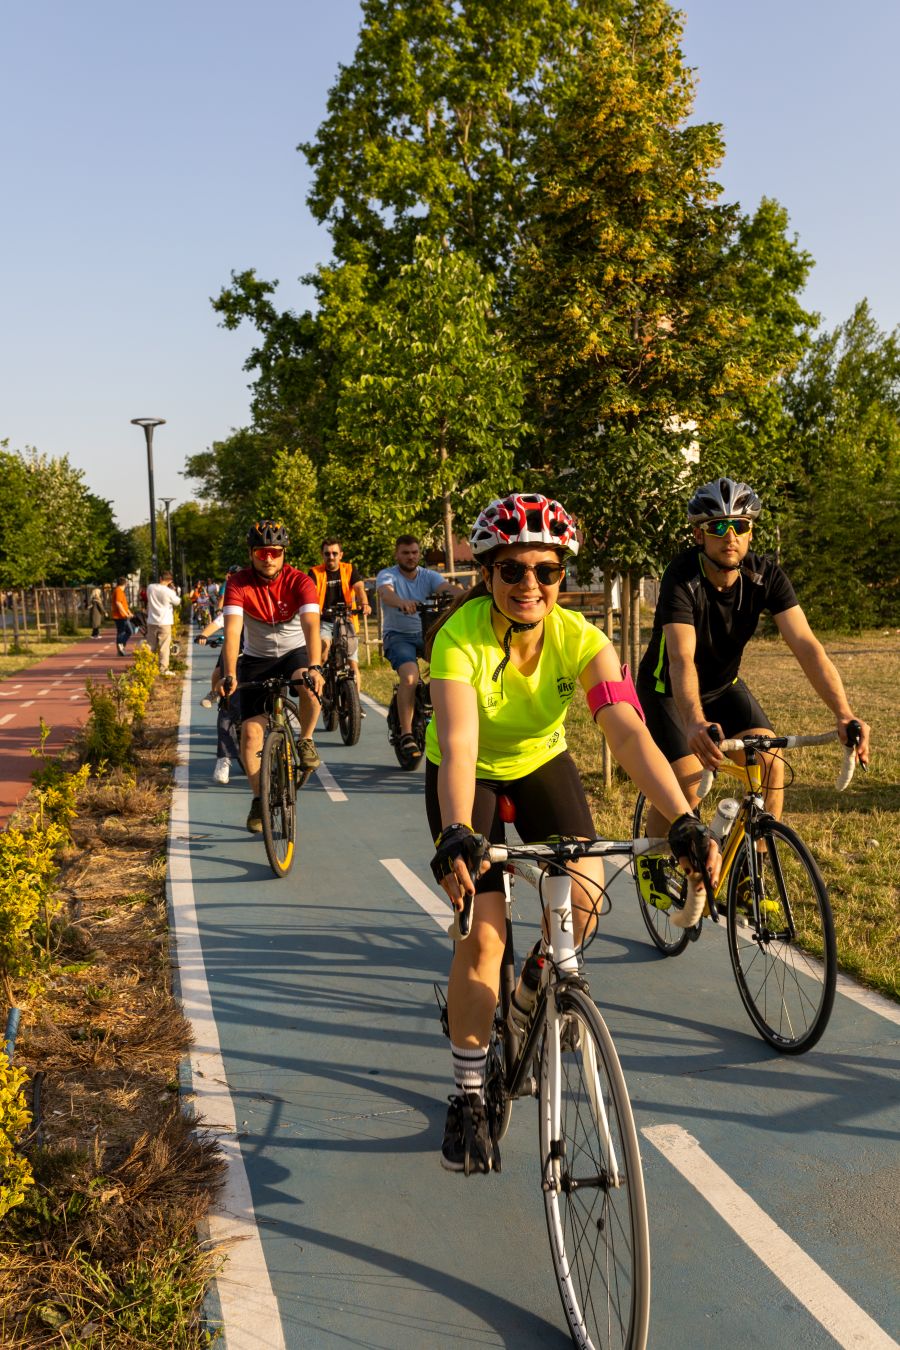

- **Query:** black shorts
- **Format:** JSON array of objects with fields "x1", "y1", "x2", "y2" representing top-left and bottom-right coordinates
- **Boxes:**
[
  {"x1": 237, "y1": 647, "x2": 309, "y2": 719},
  {"x1": 425, "y1": 750, "x2": 595, "y2": 895},
  {"x1": 637, "y1": 675, "x2": 773, "y2": 764}
]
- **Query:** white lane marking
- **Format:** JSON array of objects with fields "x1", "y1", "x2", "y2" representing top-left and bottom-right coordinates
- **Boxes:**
[
  {"x1": 69, "y1": 695, "x2": 81, "y2": 702},
  {"x1": 313, "y1": 760, "x2": 347, "y2": 803},
  {"x1": 381, "y1": 858, "x2": 452, "y2": 935},
  {"x1": 21, "y1": 700, "x2": 34, "y2": 708},
  {"x1": 643, "y1": 1124, "x2": 898, "y2": 1350},
  {"x1": 0, "y1": 713, "x2": 14, "y2": 726},
  {"x1": 360, "y1": 692, "x2": 388, "y2": 719},
  {"x1": 167, "y1": 642, "x2": 286, "y2": 1350},
  {"x1": 36, "y1": 688, "x2": 50, "y2": 696}
]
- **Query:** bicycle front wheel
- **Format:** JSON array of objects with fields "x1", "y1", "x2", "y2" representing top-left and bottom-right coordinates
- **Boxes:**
[
  {"x1": 539, "y1": 986, "x2": 650, "y2": 1350},
  {"x1": 337, "y1": 679, "x2": 362, "y2": 745},
  {"x1": 727, "y1": 820, "x2": 836, "y2": 1053},
  {"x1": 631, "y1": 794, "x2": 690, "y2": 956},
  {"x1": 260, "y1": 728, "x2": 297, "y2": 878}
]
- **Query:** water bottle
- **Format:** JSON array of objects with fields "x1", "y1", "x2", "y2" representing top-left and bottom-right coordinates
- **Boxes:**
[
  {"x1": 508, "y1": 946, "x2": 545, "y2": 1032},
  {"x1": 709, "y1": 797, "x2": 740, "y2": 846}
]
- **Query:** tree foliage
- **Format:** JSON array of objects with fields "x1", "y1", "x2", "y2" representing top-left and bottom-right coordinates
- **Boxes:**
[
  {"x1": 0, "y1": 443, "x2": 123, "y2": 586},
  {"x1": 512, "y1": 2, "x2": 814, "y2": 575},
  {"x1": 331, "y1": 237, "x2": 523, "y2": 567}
]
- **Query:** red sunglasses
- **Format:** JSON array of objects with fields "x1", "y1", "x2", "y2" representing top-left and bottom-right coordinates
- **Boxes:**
[{"x1": 252, "y1": 547, "x2": 284, "y2": 561}]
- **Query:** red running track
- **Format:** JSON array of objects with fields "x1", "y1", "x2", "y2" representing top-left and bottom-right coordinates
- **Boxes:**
[{"x1": 0, "y1": 634, "x2": 128, "y2": 827}]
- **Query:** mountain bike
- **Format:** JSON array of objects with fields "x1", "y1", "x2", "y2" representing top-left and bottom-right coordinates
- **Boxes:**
[
  {"x1": 227, "y1": 673, "x2": 318, "y2": 879},
  {"x1": 320, "y1": 602, "x2": 363, "y2": 746},
  {"x1": 632, "y1": 723, "x2": 861, "y2": 1053},
  {"x1": 386, "y1": 595, "x2": 454, "y2": 770},
  {"x1": 436, "y1": 832, "x2": 656, "y2": 1349}
]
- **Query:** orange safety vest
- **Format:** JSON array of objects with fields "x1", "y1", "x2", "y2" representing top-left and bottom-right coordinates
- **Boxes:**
[{"x1": 310, "y1": 562, "x2": 359, "y2": 631}]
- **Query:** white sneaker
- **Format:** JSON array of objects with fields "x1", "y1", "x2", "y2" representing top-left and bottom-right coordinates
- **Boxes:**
[
  {"x1": 213, "y1": 758, "x2": 230, "y2": 784},
  {"x1": 200, "y1": 695, "x2": 214, "y2": 709}
]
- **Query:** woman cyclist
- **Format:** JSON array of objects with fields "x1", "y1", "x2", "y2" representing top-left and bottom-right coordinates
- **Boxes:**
[{"x1": 426, "y1": 493, "x2": 717, "y2": 1174}]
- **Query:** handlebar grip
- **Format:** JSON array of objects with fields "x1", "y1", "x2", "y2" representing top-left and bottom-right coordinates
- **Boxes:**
[
  {"x1": 835, "y1": 744, "x2": 856, "y2": 791},
  {"x1": 447, "y1": 890, "x2": 475, "y2": 942}
]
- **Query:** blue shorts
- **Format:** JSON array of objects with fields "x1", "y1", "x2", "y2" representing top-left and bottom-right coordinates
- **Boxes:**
[{"x1": 383, "y1": 633, "x2": 424, "y2": 671}]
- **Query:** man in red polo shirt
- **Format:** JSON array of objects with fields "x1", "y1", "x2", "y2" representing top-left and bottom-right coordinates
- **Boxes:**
[{"x1": 218, "y1": 520, "x2": 324, "y2": 833}]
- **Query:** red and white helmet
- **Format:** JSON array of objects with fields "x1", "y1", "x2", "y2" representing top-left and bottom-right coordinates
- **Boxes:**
[{"x1": 470, "y1": 493, "x2": 579, "y2": 557}]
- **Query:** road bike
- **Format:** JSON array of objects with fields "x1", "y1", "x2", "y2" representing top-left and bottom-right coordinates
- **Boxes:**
[
  {"x1": 386, "y1": 595, "x2": 454, "y2": 770},
  {"x1": 632, "y1": 724, "x2": 861, "y2": 1053},
  {"x1": 320, "y1": 602, "x2": 363, "y2": 746},
  {"x1": 228, "y1": 674, "x2": 317, "y2": 879},
  {"x1": 436, "y1": 832, "x2": 655, "y2": 1349}
]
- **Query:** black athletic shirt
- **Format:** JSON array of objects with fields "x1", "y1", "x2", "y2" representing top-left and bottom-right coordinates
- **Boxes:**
[{"x1": 637, "y1": 548, "x2": 798, "y2": 700}]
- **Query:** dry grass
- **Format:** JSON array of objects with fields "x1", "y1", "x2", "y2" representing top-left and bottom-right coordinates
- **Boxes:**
[
  {"x1": 362, "y1": 629, "x2": 900, "y2": 1000},
  {"x1": 1, "y1": 672, "x2": 226, "y2": 1347}
]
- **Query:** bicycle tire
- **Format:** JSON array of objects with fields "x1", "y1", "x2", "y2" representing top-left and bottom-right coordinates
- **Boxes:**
[
  {"x1": 337, "y1": 679, "x2": 362, "y2": 745},
  {"x1": 631, "y1": 794, "x2": 690, "y2": 956},
  {"x1": 539, "y1": 985, "x2": 651, "y2": 1350},
  {"x1": 322, "y1": 671, "x2": 338, "y2": 732},
  {"x1": 259, "y1": 728, "x2": 296, "y2": 878},
  {"x1": 726, "y1": 819, "x2": 836, "y2": 1053}
]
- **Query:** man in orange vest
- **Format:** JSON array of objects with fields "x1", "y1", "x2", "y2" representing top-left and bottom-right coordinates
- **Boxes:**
[{"x1": 308, "y1": 538, "x2": 371, "y2": 691}]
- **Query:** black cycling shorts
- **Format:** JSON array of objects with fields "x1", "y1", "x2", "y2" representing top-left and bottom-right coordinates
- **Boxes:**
[
  {"x1": 425, "y1": 750, "x2": 595, "y2": 895},
  {"x1": 636, "y1": 675, "x2": 773, "y2": 764},
  {"x1": 237, "y1": 647, "x2": 309, "y2": 719}
]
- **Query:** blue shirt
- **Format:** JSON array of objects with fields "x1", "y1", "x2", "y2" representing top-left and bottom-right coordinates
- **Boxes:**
[{"x1": 376, "y1": 565, "x2": 446, "y2": 637}]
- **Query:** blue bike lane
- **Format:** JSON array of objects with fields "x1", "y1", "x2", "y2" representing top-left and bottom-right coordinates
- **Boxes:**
[{"x1": 170, "y1": 645, "x2": 899, "y2": 1349}]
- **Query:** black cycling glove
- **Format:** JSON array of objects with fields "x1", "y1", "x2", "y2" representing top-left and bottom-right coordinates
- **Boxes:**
[
  {"x1": 430, "y1": 824, "x2": 486, "y2": 884},
  {"x1": 668, "y1": 813, "x2": 710, "y2": 872}
]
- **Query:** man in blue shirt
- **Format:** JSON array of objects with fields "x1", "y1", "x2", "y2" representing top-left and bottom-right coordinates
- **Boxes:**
[{"x1": 376, "y1": 535, "x2": 461, "y2": 757}]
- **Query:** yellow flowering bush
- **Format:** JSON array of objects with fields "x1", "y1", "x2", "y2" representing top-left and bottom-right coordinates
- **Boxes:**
[
  {"x1": 0, "y1": 1059, "x2": 34, "y2": 1219},
  {"x1": 0, "y1": 823, "x2": 65, "y2": 986}
]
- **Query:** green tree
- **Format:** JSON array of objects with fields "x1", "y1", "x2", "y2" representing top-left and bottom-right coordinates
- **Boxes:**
[
  {"x1": 0, "y1": 445, "x2": 44, "y2": 587},
  {"x1": 512, "y1": 2, "x2": 813, "y2": 581},
  {"x1": 302, "y1": 0, "x2": 617, "y2": 281},
  {"x1": 779, "y1": 301, "x2": 900, "y2": 628},
  {"x1": 331, "y1": 237, "x2": 524, "y2": 569}
]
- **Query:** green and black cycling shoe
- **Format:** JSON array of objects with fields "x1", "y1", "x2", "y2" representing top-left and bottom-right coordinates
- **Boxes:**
[{"x1": 246, "y1": 796, "x2": 263, "y2": 834}]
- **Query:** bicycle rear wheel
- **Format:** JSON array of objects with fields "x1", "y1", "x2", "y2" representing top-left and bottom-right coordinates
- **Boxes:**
[
  {"x1": 337, "y1": 679, "x2": 362, "y2": 745},
  {"x1": 631, "y1": 794, "x2": 690, "y2": 956},
  {"x1": 260, "y1": 728, "x2": 297, "y2": 878},
  {"x1": 726, "y1": 820, "x2": 836, "y2": 1053},
  {"x1": 539, "y1": 985, "x2": 650, "y2": 1350},
  {"x1": 322, "y1": 672, "x2": 338, "y2": 732}
]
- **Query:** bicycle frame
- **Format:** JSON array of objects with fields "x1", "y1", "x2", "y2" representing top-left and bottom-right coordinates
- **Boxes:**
[{"x1": 490, "y1": 850, "x2": 629, "y2": 1189}]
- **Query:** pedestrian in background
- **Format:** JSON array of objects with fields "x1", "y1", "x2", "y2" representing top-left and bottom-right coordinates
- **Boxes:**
[
  {"x1": 111, "y1": 577, "x2": 133, "y2": 656},
  {"x1": 88, "y1": 585, "x2": 105, "y2": 639},
  {"x1": 145, "y1": 571, "x2": 180, "y2": 677}
]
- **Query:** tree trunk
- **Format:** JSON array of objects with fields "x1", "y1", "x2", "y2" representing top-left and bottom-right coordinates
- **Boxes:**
[
  {"x1": 0, "y1": 593, "x2": 8, "y2": 654},
  {"x1": 600, "y1": 571, "x2": 615, "y2": 789},
  {"x1": 439, "y1": 431, "x2": 454, "y2": 575},
  {"x1": 619, "y1": 573, "x2": 631, "y2": 668},
  {"x1": 630, "y1": 572, "x2": 642, "y2": 674}
]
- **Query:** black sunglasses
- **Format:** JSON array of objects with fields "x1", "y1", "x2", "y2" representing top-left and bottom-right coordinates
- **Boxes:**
[{"x1": 492, "y1": 560, "x2": 566, "y2": 585}]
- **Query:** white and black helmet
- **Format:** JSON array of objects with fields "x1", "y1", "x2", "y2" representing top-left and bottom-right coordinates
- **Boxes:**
[{"x1": 687, "y1": 478, "x2": 761, "y2": 524}]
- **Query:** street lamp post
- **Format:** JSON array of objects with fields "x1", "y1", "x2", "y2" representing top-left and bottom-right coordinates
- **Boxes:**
[
  {"x1": 159, "y1": 497, "x2": 176, "y2": 573},
  {"x1": 131, "y1": 418, "x2": 166, "y2": 583}
]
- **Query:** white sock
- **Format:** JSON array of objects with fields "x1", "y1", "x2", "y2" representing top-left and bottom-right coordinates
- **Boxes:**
[{"x1": 451, "y1": 1043, "x2": 487, "y2": 1102}]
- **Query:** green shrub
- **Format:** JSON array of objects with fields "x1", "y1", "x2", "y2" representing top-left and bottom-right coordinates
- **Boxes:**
[
  {"x1": 0, "y1": 1060, "x2": 34, "y2": 1219},
  {"x1": 0, "y1": 823, "x2": 65, "y2": 990},
  {"x1": 82, "y1": 683, "x2": 133, "y2": 766}
]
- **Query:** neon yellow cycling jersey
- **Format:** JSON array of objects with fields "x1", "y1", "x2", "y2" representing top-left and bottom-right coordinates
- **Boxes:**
[{"x1": 425, "y1": 596, "x2": 608, "y2": 780}]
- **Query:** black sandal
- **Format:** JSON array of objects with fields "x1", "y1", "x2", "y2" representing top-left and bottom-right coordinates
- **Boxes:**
[{"x1": 399, "y1": 732, "x2": 421, "y2": 758}]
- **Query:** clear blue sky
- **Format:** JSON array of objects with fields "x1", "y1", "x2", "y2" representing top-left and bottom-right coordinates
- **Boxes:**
[{"x1": 2, "y1": 0, "x2": 897, "y2": 528}]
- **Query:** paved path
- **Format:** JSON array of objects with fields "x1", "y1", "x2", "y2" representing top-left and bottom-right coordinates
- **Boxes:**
[
  {"x1": 0, "y1": 635, "x2": 126, "y2": 825},
  {"x1": 172, "y1": 645, "x2": 900, "y2": 1349}
]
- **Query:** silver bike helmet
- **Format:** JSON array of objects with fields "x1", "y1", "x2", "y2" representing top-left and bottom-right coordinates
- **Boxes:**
[{"x1": 687, "y1": 478, "x2": 762, "y2": 523}]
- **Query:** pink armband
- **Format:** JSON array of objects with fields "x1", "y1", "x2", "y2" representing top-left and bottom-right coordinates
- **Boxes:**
[{"x1": 586, "y1": 664, "x2": 646, "y2": 723}]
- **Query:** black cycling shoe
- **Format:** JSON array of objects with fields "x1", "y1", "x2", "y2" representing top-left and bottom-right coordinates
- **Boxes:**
[
  {"x1": 440, "y1": 1093, "x2": 498, "y2": 1175},
  {"x1": 246, "y1": 796, "x2": 263, "y2": 833}
]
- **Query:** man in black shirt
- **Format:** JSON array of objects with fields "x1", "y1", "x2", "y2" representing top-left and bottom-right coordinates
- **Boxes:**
[{"x1": 636, "y1": 477, "x2": 870, "y2": 847}]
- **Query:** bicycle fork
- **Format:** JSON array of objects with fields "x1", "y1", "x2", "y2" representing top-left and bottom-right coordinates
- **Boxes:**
[{"x1": 541, "y1": 873, "x2": 624, "y2": 1191}]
